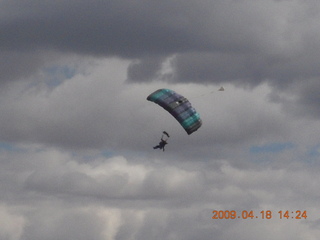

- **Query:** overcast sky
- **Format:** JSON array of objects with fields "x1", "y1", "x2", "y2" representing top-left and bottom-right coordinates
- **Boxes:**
[{"x1": 1, "y1": 0, "x2": 320, "y2": 239}]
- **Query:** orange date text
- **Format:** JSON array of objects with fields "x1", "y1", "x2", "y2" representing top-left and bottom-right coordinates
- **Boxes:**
[{"x1": 212, "y1": 210, "x2": 307, "y2": 220}]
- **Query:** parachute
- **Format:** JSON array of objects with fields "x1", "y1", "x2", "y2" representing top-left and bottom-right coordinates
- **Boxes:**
[{"x1": 147, "y1": 89, "x2": 202, "y2": 135}]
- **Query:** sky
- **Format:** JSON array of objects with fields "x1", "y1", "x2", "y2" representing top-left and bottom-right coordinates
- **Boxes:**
[{"x1": 1, "y1": 0, "x2": 320, "y2": 239}]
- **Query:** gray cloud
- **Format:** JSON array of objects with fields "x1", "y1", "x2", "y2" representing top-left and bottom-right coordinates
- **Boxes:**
[
  {"x1": 0, "y1": 57, "x2": 317, "y2": 165},
  {"x1": 269, "y1": 78, "x2": 320, "y2": 118},
  {"x1": 127, "y1": 56, "x2": 167, "y2": 82},
  {"x1": 1, "y1": 0, "x2": 213, "y2": 56},
  {"x1": 24, "y1": 209, "x2": 107, "y2": 240},
  {"x1": 2, "y1": 0, "x2": 320, "y2": 90},
  {"x1": 1, "y1": 148, "x2": 320, "y2": 239},
  {"x1": 0, "y1": 51, "x2": 44, "y2": 84},
  {"x1": 0, "y1": 59, "x2": 295, "y2": 157}
]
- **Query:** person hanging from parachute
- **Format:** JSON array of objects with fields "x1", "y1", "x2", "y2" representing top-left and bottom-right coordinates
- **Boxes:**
[{"x1": 153, "y1": 131, "x2": 170, "y2": 151}]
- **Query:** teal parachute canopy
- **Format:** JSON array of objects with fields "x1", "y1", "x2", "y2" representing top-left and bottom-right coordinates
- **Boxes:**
[{"x1": 147, "y1": 89, "x2": 202, "y2": 135}]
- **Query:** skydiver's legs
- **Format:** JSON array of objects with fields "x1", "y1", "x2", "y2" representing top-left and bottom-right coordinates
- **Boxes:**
[{"x1": 154, "y1": 145, "x2": 165, "y2": 150}]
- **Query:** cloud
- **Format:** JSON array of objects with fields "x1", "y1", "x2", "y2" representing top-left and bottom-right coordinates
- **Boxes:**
[
  {"x1": 2, "y1": 0, "x2": 320, "y2": 90},
  {"x1": 123, "y1": 0, "x2": 320, "y2": 88},
  {"x1": 269, "y1": 78, "x2": 320, "y2": 118},
  {"x1": 0, "y1": 59, "x2": 131, "y2": 149},
  {"x1": 0, "y1": 59, "x2": 293, "y2": 158},
  {"x1": 1, "y1": 147, "x2": 320, "y2": 239},
  {"x1": 1, "y1": 0, "x2": 218, "y2": 56},
  {"x1": 0, "y1": 58, "x2": 318, "y2": 161},
  {"x1": 221, "y1": 219, "x2": 320, "y2": 240},
  {"x1": 23, "y1": 205, "x2": 121, "y2": 240},
  {"x1": 0, "y1": 205, "x2": 25, "y2": 240},
  {"x1": 23, "y1": 150, "x2": 202, "y2": 203},
  {"x1": 0, "y1": 51, "x2": 45, "y2": 84}
]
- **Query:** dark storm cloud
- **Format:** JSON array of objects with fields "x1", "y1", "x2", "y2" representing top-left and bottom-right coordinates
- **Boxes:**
[
  {"x1": 170, "y1": 49, "x2": 320, "y2": 87},
  {"x1": 0, "y1": 51, "x2": 45, "y2": 83},
  {"x1": 269, "y1": 78, "x2": 320, "y2": 118},
  {"x1": 126, "y1": 0, "x2": 320, "y2": 88},
  {"x1": 2, "y1": 0, "x2": 320, "y2": 89},
  {"x1": 1, "y1": 0, "x2": 216, "y2": 84},
  {"x1": 1, "y1": 0, "x2": 214, "y2": 57},
  {"x1": 296, "y1": 80, "x2": 320, "y2": 117}
]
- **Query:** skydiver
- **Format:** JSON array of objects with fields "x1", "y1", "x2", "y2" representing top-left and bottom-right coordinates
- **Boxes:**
[
  {"x1": 153, "y1": 132, "x2": 169, "y2": 151},
  {"x1": 153, "y1": 137, "x2": 168, "y2": 151}
]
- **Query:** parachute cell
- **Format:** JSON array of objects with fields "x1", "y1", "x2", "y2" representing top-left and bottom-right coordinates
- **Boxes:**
[{"x1": 147, "y1": 89, "x2": 202, "y2": 135}]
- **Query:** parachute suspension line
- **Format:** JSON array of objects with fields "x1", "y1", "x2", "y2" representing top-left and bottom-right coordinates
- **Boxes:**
[
  {"x1": 190, "y1": 90, "x2": 215, "y2": 100},
  {"x1": 188, "y1": 87, "x2": 224, "y2": 101}
]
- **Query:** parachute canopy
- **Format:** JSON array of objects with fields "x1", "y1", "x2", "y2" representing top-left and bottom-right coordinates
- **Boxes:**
[{"x1": 147, "y1": 89, "x2": 202, "y2": 135}]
